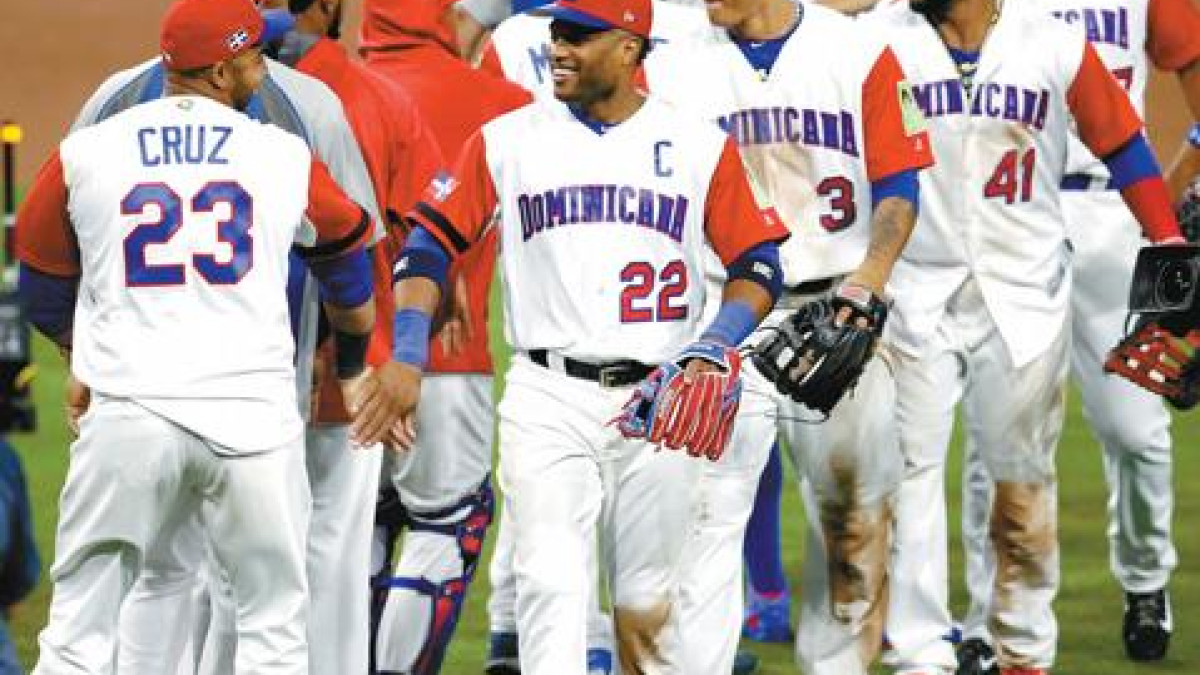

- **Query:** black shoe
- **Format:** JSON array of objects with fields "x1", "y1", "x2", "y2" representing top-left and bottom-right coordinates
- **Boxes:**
[
  {"x1": 1123, "y1": 589, "x2": 1172, "y2": 661},
  {"x1": 956, "y1": 637, "x2": 999, "y2": 675},
  {"x1": 485, "y1": 631, "x2": 520, "y2": 674}
]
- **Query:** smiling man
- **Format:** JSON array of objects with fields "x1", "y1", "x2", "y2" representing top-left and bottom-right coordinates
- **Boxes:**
[{"x1": 385, "y1": 1, "x2": 788, "y2": 672}]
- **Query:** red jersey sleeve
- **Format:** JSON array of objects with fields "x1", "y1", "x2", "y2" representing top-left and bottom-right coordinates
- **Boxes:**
[
  {"x1": 1069, "y1": 41, "x2": 1144, "y2": 157},
  {"x1": 304, "y1": 156, "x2": 372, "y2": 260},
  {"x1": 15, "y1": 150, "x2": 79, "y2": 277},
  {"x1": 863, "y1": 47, "x2": 934, "y2": 181},
  {"x1": 1147, "y1": 0, "x2": 1200, "y2": 71},
  {"x1": 704, "y1": 137, "x2": 790, "y2": 266},
  {"x1": 478, "y1": 42, "x2": 505, "y2": 79},
  {"x1": 408, "y1": 129, "x2": 499, "y2": 258},
  {"x1": 388, "y1": 111, "x2": 446, "y2": 228}
]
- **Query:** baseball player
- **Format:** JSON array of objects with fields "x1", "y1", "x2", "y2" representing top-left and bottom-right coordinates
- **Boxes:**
[
  {"x1": 646, "y1": 1, "x2": 933, "y2": 672},
  {"x1": 254, "y1": 1, "x2": 450, "y2": 673},
  {"x1": 477, "y1": 4, "x2": 720, "y2": 672},
  {"x1": 864, "y1": 0, "x2": 1188, "y2": 671},
  {"x1": 954, "y1": 0, "x2": 1200, "y2": 669},
  {"x1": 357, "y1": 1, "x2": 531, "y2": 672},
  {"x1": 68, "y1": 11, "x2": 386, "y2": 673},
  {"x1": 16, "y1": 0, "x2": 378, "y2": 672},
  {"x1": 388, "y1": 2, "x2": 788, "y2": 672},
  {"x1": 480, "y1": 0, "x2": 711, "y2": 93}
]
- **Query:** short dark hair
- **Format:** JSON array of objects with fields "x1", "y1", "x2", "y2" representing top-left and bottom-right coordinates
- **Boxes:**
[
  {"x1": 635, "y1": 36, "x2": 652, "y2": 64},
  {"x1": 288, "y1": 0, "x2": 317, "y2": 13}
]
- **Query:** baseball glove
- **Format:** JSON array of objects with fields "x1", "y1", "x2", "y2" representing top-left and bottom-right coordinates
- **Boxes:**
[
  {"x1": 613, "y1": 340, "x2": 742, "y2": 461},
  {"x1": 751, "y1": 284, "x2": 888, "y2": 417},
  {"x1": 1104, "y1": 244, "x2": 1200, "y2": 410}
]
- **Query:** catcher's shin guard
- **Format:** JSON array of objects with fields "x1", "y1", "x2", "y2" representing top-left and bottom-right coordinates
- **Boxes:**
[
  {"x1": 374, "y1": 478, "x2": 495, "y2": 675},
  {"x1": 370, "y1": 485, "x2": 409, "y2": 672}
]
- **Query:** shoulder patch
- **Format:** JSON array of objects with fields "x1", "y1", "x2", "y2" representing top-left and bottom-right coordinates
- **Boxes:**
[{"x1": 897, "y1": 80, "x2": 927, "y2": 136}]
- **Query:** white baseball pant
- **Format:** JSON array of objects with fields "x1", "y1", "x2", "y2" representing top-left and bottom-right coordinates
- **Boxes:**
[
  {"x1": 886, "y1": 276, "x2": 1069, "y2": 672},
  {"x1": 673, "y1": 303, "x2": 902, "y2": 675},
  {"x1": 499, "y1": 355, "x2": 700, "y2": 675},
  {"x1": 958, "y1": 190, "x2": 1176, "y2": 639},
  {"x1": 33, "y1": 396, "x2": 310, "y2": 675},
  {"x1": 195, "y1": 425, "x2": 382, "y2": 675},
  {"x1": 486, "y1": 504, "x2": 616, "y2": 657},
  {"x1": 374, "y1": 373, "x2": 494, "y2": 671}
]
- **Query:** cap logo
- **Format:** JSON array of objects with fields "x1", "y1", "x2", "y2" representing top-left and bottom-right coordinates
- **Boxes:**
[{"x1": 226, "y1": 27, "x2": 251, "y2": 51}]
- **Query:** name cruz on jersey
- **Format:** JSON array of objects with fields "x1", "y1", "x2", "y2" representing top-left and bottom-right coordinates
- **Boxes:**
[
  {"x1": 517, "y1": 184, "x2": 690, "y2": 243},
  {"x1": 135, "y1": 123, "x2": 234, "y2": 166}
]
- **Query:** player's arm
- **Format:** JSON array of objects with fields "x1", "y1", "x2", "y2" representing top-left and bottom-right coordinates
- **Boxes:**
[
  {"x1": 1164, "y1": 71, "x2": 1200, "y2": 204},
  {"x1": 853, "y1": 46, "x2": 933, "y2": 297},
  {"x1": 389, "y1": 131, "x2": 500, "y2": 448},
  {"x1": 452, "y1": 0, "x2": 509, "y2": 61},
  {"x1": 15, "y1": 151, "x2": 89, "y2": 434},
  {"x1": 295, "y1": 157, "x2": 385, "y2": 442},
  {"x1": 14, "y1": 150, "x2": 80, "y2": 351},
  {"x1": 1069, "y1": 41, "x2": 1184, "y2": 243},
  {"x1": 1145, "y1": 0, "x2": 1200, "y2": 200},
  {"x1": 699, "y1": 138, "x2": 790, "y2": 355}
]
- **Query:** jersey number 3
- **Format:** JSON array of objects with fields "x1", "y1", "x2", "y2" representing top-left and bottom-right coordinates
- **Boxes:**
[{"x1": 122, "y1": 181, "x2": 254, "y2": 286}]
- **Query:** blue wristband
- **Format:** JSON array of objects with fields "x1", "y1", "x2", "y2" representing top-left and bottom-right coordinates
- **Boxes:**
[
  {"x1": 700, "y1": 300, "x2": 759, "y2": 347},
  {"x1": 393, "y1": 308, "x2": 432, "y2": 368},
  {"x1": 1188, "y1": 123, "x2": 1200, "y2": 149}
]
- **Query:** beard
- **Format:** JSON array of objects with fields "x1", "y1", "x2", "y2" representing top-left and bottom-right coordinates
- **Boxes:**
[{"x1": 911, "y1": 0, "x2": 955, "y2": 23}]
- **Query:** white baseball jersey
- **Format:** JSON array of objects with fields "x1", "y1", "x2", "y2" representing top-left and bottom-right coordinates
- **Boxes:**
[
  {"x1": 1042, "y1": 0, "x2": 1200, "y2": 178},
  {"x1": 485, "y1": 0, "x2": 713, "y2": 98},
  {"x1": 865, "y1": 0, "x2": 1144, "y2": 366},
  {"x1": 18, "y1": 95, "x2": 370, "y2": 452},
  {"x1": 411, "y1": 97, "x2": 786, "y2": 364},
  {"x1": 647, "y1": 2, "x2": 933, "y2": 284}
]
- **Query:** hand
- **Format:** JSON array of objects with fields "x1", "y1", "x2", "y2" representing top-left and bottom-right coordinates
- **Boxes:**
[
  {"x1": 310, "y1": 346, "x2": 330, "y2": 422},
  {"x1": 436, "y1": 274, "x2": 476, "y2": 357},
  {"x1": 836, "y1": 277, "x2": 886, "y2": 329},
  {"x1": 65, "y1": 373, "x2": 90, "y2": 436},
  {"x1": 376, "y1": 360, "x2": 424, "y2": 449}
]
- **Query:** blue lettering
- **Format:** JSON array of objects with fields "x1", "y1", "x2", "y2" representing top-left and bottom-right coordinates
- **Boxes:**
[
  {"x1": 618, "y1": 186, "x2": 637, "y2": 223},
  {"x1": 208, "y1": 126, "x2": 232, "y2": 164},
  {"x1": 518, "y1": 195, "x2": 534, "y2": 240},
  {"x1": 161, "y1": 126, "x2": 183, "y2": 165},
  {"x1": 654, "y1": 141, "x2": 673, "y2": 178},
  {"x1": 138, "y1": 128, "x2": 160, "y2": 166},
  {"x1": 182, "y1": 125, "x2": 205, "y2": 164}
]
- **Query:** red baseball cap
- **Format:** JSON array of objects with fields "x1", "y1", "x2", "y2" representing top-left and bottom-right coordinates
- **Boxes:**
[
  {"x1": 160, "y1": 0, "x2": 294, "y2": 71},
  {"x1": 538, "y1": 0, "x2": 652, "y2": 39}
]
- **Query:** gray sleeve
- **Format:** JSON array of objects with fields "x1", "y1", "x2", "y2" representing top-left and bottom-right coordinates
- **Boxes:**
[
  {"x1": 264, "y1": 59, "x2": 384, "y2": 237},
  {"x1": 456, "y1": 0, "x2": 513, "y2": 28},
  {"x1": 72, "y1": 58, "x2": 160, "y2": 131}
]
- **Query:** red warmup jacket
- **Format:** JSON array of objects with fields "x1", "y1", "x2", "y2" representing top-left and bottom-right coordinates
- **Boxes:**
[
  {"x1": 361, "y1": 0, "x2": 533, "y2": 376},
  {"x1": 297, "y1": 37, "x2": 446, "y2": 425}
]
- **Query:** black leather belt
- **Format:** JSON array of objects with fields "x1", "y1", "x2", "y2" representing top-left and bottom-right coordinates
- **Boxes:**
[
  {"x1": 527, "y1": 349, "x2": 655, "y2": 387},
  {"x1": 786, "y1": 276, "x2": 837, "y2": 296}
]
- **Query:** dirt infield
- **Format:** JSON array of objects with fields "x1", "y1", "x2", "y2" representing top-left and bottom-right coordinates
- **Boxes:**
[{"x1": 0, "y1": 2, "x2": 1192, "y2": 187}]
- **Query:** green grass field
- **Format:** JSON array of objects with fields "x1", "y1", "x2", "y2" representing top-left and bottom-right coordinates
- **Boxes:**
[{"x1": 7, "y1": 330, "x2": 1199, "y2": 674}]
